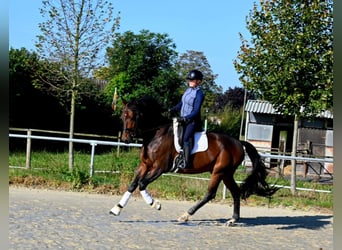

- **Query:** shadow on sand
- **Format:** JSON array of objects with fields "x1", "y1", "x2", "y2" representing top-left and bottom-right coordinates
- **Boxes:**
[
  {"x1": 238, "y1": 214, "x2": 333, "y2": 230},
  {"x1": 117, "y1": 214, "x2": 333, "y2": 230},
  {"x1": 188, "y1": 214, "x2": 333, "y2": 230}
]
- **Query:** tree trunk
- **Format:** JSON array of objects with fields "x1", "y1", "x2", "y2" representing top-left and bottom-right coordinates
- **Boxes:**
[
  {"x1": 68, "y1": 89, "x2": 76, "y2": 171},
  {"x1": 290, "y1": 115, "x2": 299, "y2": 194}
]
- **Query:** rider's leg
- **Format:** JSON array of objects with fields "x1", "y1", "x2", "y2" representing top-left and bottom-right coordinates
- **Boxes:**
[
  {"x1": 183, "y1": 140, "x2": 192, "y2": 168},
  {"x1": 182, "y1": 122, "x2": 195, "y2": 169}
]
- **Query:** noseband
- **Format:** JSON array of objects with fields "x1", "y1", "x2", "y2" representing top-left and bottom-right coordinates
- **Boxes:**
[
  {"x1": 123, "y1": 127, "x2": 136, "y2": 138},
  {"x1": 122, "y1": 106, "x2": 139, "y2": 139}
]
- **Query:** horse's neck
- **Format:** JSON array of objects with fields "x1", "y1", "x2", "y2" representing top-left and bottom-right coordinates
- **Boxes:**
[
  {"x1": 140, "y1": 114, "x2": 169, "y2": 129},
  {"x1": 141, "y1": 131, "x2": 156, "y2": 145},
  {"x1": 140, "y1": 121, "x2": 171, "y2": 146}
]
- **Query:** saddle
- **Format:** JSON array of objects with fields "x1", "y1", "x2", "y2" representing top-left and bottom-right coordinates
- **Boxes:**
[
  {"x1": 171, "y1": 118, "x2": 208, "y2": 171},
  {"x1": 173, "y1": 118, "x2": 208, "y2": 154}
]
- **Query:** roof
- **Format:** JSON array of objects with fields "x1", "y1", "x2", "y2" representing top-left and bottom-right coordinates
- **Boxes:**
[
  {"x1": 245, "y1": 100, "x2": 333, "y2": 119},
  {"x1": 245, "y1": 100, "x2": 279, "y2": 114}
]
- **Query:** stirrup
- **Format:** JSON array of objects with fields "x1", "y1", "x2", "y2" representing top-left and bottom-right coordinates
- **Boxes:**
[
  {"x1": 171, "y1": 153, "x2": 185, "y2": 172},
  {"x1": 175, "y1": 152, "x2": 185, "y2": 168}
]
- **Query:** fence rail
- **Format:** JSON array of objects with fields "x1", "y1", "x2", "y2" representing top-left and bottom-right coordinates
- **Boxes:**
[
  {"x1": 9, "y1": 132, "x2": 141, "y2": 177},
  {"x1": 9, "y1": 129, "x2": 333, "y2": 195}
]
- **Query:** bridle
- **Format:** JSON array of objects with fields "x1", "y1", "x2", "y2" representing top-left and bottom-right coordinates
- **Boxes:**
[
  {"x1": 122, "y1": 99, "x2": 173, "y2": 141},
  {"x1": 122, "y1": 106, "x2": 139, "y2": 139}
]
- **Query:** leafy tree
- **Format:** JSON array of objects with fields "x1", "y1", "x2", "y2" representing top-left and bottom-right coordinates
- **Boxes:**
[
  {"x1": 213, "y1": 87, "x2": 255, "y2": 112},
  {"x1": 105, "y1": 30, "x2": 182, "y2": 108},
  {"x1": 234, "y1": 0, "x2": 333, "y2": 116},
  {"x1": 36, "y1": 0, "x2": 120, "y2": 170},
  {"x1": 9, "y1": 47, "x2": 68, "y2": 129},
  {"x1": 234, "y1": 0, "x2": 333, "y2": 193},
  {"x1": 207, "y1": 106, "x2": 242, "y2": 138}
]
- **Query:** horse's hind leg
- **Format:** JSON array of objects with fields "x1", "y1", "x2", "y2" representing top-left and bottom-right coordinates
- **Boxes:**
[
  {"x1": 222, "y1": 174, "x2": 241, "y2": 225},
  {"x1": 178, "y1": 174, "x2": 222, "y2": 222}
]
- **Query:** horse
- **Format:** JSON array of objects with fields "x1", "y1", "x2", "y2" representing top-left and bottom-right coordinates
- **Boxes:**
[{"x1": 109, "y1": 95, "x2": 278, "y2": 225}]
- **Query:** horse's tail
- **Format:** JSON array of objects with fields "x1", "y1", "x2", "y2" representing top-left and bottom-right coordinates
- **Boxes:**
[{"x1": 240, "y1": 141, "x2": 279, "y2": 200}]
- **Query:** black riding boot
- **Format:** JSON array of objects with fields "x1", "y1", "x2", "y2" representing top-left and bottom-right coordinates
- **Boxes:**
[{"x1": 182, "y1": 141, "x2": 192, "y2": 169}]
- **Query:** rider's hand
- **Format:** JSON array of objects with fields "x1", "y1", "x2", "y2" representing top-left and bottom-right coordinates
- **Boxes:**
[
  {"x1": 168, "y1": 108, "x2": 176, "y2": 116},
  {"x1": 177, "y1": 117, "x2": 187, "y2": 124}
]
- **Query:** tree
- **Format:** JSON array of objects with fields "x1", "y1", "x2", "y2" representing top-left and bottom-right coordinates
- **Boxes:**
[
  {"x1": 207, "y1": 106, "x2": 242, "y2": 139},
  {"x1": 234, "y1": 0, "x2": 333, "y2": 193},
  {"x1": 105, "y1": 30, "x2": 182, "y2": 109},
  {"x1": 213, "y1": 87, "x2": 255, "y2": 112},
  {"x1": 9, "y1": 47, "x2": 67, "y2": 129},
  {"x1": 234, "y1": 0, "x2": 333, "y2": 116},
  {"x1": 36, "y1": 0, "x2": 120, "y2": 170}
]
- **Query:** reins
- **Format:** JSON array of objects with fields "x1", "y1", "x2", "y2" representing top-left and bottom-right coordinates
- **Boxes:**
[
  {"x1": 123, "y1": 96, "x2": 176, "y2": 142},
  {"x1": 140, "y1": 122, "x2": 173, "y2": 133}
]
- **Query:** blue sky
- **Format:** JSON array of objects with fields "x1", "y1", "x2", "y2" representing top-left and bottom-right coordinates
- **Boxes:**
[{"x1": 9, "y1": 0, "x2": 256, "y2": 91}]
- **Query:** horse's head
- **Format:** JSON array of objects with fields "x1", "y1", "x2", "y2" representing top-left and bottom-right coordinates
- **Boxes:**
[
  {"x1": 121, "y1": 99, "x2": 139, "y2": 143},
  {"x1": 120, "y1": 95, "x2": 168, "y2": 143}
]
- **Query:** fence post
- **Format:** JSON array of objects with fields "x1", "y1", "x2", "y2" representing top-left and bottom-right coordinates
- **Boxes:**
[
  {"x1": 117, "y1": 131, "x2": 121, "y2": 157},
  {"x1": 89, "y1": 142, "x2": 96, "y2": 177},
  {"x1": 222, "y1": 185, "x2": 226, "y2": 200},
  {"x1": 290, "y1": 118, "x2": 299, "y2": 194},
  {"x1": 25, "y1": 129, "x2": 31, "y2": 169}
]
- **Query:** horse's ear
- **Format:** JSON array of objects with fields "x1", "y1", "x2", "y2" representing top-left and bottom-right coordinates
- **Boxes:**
[{"x1": 122, "y1": 98, "x2": 127, "y2": 106}]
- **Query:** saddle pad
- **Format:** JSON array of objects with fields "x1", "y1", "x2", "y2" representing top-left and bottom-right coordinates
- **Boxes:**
[{"x1": 173, "y1": 118, "x2": 208, "y2": 154}]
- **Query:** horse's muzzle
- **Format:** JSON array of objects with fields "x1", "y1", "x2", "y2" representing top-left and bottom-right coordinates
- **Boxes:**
[
  {"x1": 121, "y1": 129, "x2": 135, "y2": 144},
  {"x1": 123, "y1": 139, "x2": 131, "y2": 144}
]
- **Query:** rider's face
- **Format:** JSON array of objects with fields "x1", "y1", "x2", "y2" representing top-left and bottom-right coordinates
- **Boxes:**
[{"x1": 189, "y1": 79, "x2": 201, "y2": 88}]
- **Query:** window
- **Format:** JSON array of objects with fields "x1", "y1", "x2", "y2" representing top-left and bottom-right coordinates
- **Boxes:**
[{"x1": 247, "y1": 124, "x2": 273, "y2": 141}]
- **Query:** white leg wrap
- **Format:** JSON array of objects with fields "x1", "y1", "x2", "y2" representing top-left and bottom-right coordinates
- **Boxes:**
[
  {"x1": 110, "y1": 205, "x2": 122, "y2": 216},
  {"x1": 140, "y1": 190, "x2": 153, "y2": 205},
  {"x1": 118, "y1": 191, "x2": 132, "y2": 207}
]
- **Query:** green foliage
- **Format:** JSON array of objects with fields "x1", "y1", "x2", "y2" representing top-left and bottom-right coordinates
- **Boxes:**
[
  {"x1": 9, "y1": 48, "x2": 69, "y2": 129},
  {"x1": 234, "y1": 0, "x2": 333, "y2": 118},
  {"x1": 176, "y1": 50, "x2": 221, "y2": 92},
  {"x1": 71, "y1": 167, "x2": 90, "y2": 189},
  {"x1": 9, "y1": 47, "x2": 119, "y2": 133},
  {"x1": 9, "y1": 47, "x2": 40, "y2": 77},
  {"x1": 35, "y1": 0, "x2": 121, "y2": 149},
  {"x1": 213, "y1": 87, "x2": 255, "y2": 112},
  {"x1": 37, "y1": 0, "x2": 120, "y2": 76},
  {"x1": 207, "y1": 106, "x2": 242, "y2": 138},
  {"x1": 105, "y1": 30, "x2": 182, "y2": 106},
  {"x1": 9, "y1": 48, "x2": 40, "y2": 98},
  {"x1": 102, "y1": 72, "x2": 131, "y2": 115}
]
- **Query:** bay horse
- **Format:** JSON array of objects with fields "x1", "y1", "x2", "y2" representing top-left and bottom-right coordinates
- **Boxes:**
[{"x1": 110, "y1": 96, "x2": 278, "y2": 225}]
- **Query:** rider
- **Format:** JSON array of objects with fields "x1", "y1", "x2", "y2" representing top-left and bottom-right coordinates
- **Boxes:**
[{"x1": 170, "y1": 69, "x2": 205, "y2": 169}]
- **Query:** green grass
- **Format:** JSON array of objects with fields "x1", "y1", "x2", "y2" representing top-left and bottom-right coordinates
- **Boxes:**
[{"x1": 9, "y1": 149, "x2": 333, "y2": 212}]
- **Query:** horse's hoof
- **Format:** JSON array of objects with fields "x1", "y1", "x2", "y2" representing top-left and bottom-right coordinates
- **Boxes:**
[
  {"x1": 226, "y1": 218, "x2": 236, "y2": 226},
  {"x1": 177, "y1": 212, "x2": 190, "y2": 222},
  {"x1": 109, "y1": 205, "x2": 121, "y2": 216},
  {"x1": 152, "y1": 200, "x2": 161, "y2": 210}
]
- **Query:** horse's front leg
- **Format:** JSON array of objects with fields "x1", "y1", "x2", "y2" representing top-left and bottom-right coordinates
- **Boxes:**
[
  {"x1": 109, "y1": 164, "x2": 146, "y2": 216},
  {"x1": 138, "y1": 167, "x2": 164, "y2": 211}
]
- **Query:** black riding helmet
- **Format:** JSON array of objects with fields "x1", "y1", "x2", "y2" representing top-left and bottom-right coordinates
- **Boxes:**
[{"x1": 186, "y1": 70, "x2": 203, "y2": 81}]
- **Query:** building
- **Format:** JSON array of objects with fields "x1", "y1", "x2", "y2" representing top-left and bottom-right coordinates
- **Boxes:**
[{"x1": 244, "y1": 100, "x2": 333, "y2": 174}]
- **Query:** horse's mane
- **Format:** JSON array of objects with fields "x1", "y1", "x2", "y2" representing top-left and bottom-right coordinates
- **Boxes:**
[
  {"x1": 127, "y1": 95, "x2": 171, "y2": 130},
  {"x1": 130, "y1": 95, "x2": 164, "y2": 116}
]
